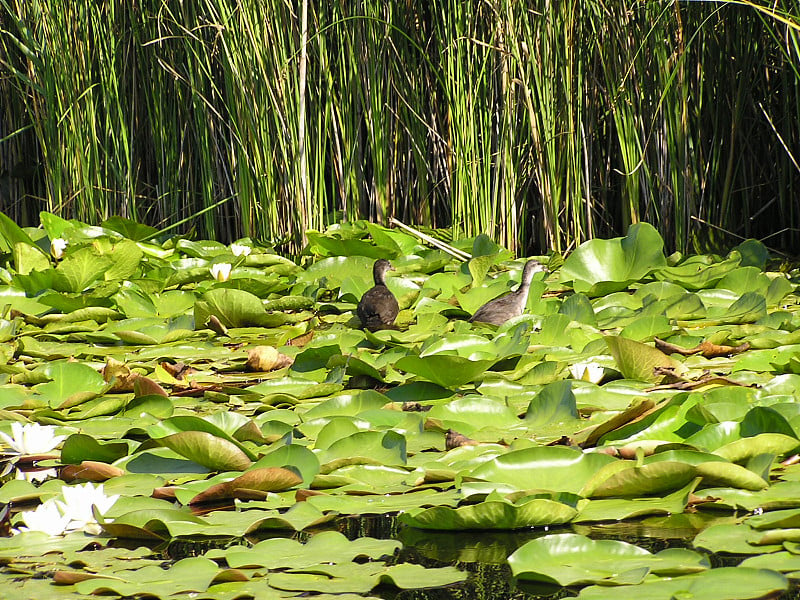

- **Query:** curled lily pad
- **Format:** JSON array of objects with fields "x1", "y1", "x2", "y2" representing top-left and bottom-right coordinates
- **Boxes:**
[{"x1": 157, "y1": 431, "x2": 253, "y2": 472}]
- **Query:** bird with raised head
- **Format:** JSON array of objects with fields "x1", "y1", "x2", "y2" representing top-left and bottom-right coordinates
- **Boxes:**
[
  {"x1": 469, "y1": 259, "x2": 545, "y2": 325},
  {"x1": 357, "y1": 259, "x2": 399, "y2": 331}
]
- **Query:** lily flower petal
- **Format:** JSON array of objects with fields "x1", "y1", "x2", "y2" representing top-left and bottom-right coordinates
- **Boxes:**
[
  {"x1": 50, "y1": 238, "x2": 68, "y2": 259},
  {"x1": 569, "y1": 362, "x2": 605, "y2": 384},
  {"x1": 0, "y1": 422, "x2": 65, "y2": 455},
  {"x1": 210, "y1": 262, "x2": 232, "y2": 282},
  {"x1": 230, "y1": 243, "x2": 251, "y2": 257},
  {"x1": 18, "y1": 499, "x2": 71, "y2": 536}
]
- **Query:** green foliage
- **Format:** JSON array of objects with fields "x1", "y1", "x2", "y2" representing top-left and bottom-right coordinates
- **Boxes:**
[{"x1": 0, "y1": 217, "x2": 798, "y2": 598}]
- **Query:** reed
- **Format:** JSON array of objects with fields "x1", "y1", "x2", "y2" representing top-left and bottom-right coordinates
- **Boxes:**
[{"x1": 1, "y1": 0, "x2": 799, "y2": 255}]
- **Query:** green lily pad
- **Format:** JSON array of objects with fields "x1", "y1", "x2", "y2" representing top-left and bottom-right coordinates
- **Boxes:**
[
  {"x1": 509, "y1": 533, "x2": 708, "y2": 585},
  {"x1": 560, "y1": 223, "x2": 667, "y2": 295},
  {"x1": 400, "y1": 497, "x2": 577, "y2": 530},
  {"x1": 577, "y1": 567, "x2": 787, "y2": 600}
]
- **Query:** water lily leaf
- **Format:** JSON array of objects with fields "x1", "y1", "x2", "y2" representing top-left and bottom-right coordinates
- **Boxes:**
[
  {"x1": 747, "y1": 507, "x2": 800, "y2": 531},
  {"x1": 13, "y1": 241, "x2": 50, "y2": 275},
  {"x1": 96, "y1": 239, "x2": 143, "y2": 282},
  {"x1": 147, "y1": 415, "x2": 256, "y2": 460},
  {"x1": 692, "y1": 523, "x2": 782, "y2": 555},
  {"x1": 33, "y1": 361, "x2": 108, "y2": 408},
  {"x1": 378, "y1": 562, "x2": 467, "y2": 589},
  {"x1": 395, "y1": 354, "x2": 497, "y2": 389},
  {"x1": 654, "y1": 254, "x2": 741, "y2": 291},
  {"x1": 620, "y1": 315, "x2": 673, "y2": 341},
  {"x1": 710, "y1": 291, "x2": 767, "y2": 324},
  {"x1": 318, "y1": 430, "x2": 407, "y2": 470},
  {"x1": 100, "y1": 508, "x2": 206, "y2": 540},
  {"x1": 714, "y1": 433, "x2": 800, "y2": 463},
  {"x1": 252, "y1": 444, "x2": 320, "y2": 485},
  {"x1": 560, "y1": 293, "x2": 596, "y2": 325},
  {"x1": 158, "y1": 431, "x2": 253, "y2": 472},
  {"x1": 741, "y1": 550, "x2": 800, "y2": 572},
  {"x1": 740, "y1": 406, "x2": 797, "y2": 438},
  {"x1": 647, "y1": 451, "x2": 769, "y2": 490},
  {"x1": 0, "y1": 530, "x2": 91, "y2": 559},
  {"x1": 60, "y1": 434, "x2": 130, "y2": 465},
  {"x1": 525, "y1": 380, "x2": 579, "y2": 427},
  {"x1": 301, "y1": 390, "x2": 390, "y2": 420},
  {"x1": 194, "y1": 288, "x2": 268, "y2": 328},
  {"x1": 427, "y1": 396, "x2": 521, "y2": 435},
  {"x1": 400, "y1": 497, "x2": 576, "y2": 530},
  {"x1": 765, "y1": 275, "x2": 793, "y2": 306},
  {"x1": 583, "y1": 461, "x2": 697, "y2": 498},
  {"x1": 74, "y1": 556, "x2": 222, "y2": 596},
  {"x1": 509, "y1": 533, "x2": 708, "y2": 585},
  {"x1": 54, "y1": 247, "x2": 114, "y2": 292},
  {"x1": 0, "y1": 211, "x2": 40, "y2": 253},
  {"x1": 268, "y1": 562, "x2": 465, "y2": 593},
  {"x1": 207, "y1": 531, "x2": 400, "y2": 569},
  {"x1": 306, "y1": 231, "x2": 391, "y2": 259},
  {"x1": 0, "y1": 286, "x2": 51, "y2": 315},
  {"x1": 113, "y1": 286, "x2": 158, "y2": 318},
  {"x1": 605, "y1": 335, "x2": 682, "y2": 383},
  {"x1": 468, "y1": 446, "x2": 616, "y2": 494},
  {"x1": 190, "y1": 467, "x2": 302, "y2": 504},
  {"x1": 716, "y1": 266, "x2": 771, "y2": 296},
  {"x1": 560, "y1": 223, "x2": 666, "y2": 295},
  {"x1": 120, "y1": 394, "x2": 174, "y2": 419},
  {"x1": 101, "y1": 216, "x2": 158, "y2": 241},
  {"x1": 576, "y1": 478, "x2": 699, "y2": 523},
  {"x1": 306, "y1": 489, "x2": 460, "y2": 515},
  {"x1": 577, "y1": 567, "x2": 787, "y2": 600}
]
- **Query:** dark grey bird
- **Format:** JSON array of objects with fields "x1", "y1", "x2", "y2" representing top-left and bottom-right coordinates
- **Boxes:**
[
  {"x1": 357, "y1": 259, "x2": 399, "y2": 331},
  {"x1": 469, "y1": 259, "x2": 545, "y2": 325}
]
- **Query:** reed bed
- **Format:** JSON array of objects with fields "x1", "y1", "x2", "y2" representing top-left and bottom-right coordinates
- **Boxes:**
[{"x1": 0, "y1": 0, "x2": 798, "y2": 255}]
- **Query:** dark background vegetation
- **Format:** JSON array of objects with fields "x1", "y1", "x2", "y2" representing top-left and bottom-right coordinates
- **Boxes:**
[{"x1": 0, "y1": 0, "x2": 798, "y2": 256}]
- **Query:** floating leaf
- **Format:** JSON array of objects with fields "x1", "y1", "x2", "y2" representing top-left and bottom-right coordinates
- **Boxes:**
[{"x1": 509, "y1": 533, "x2": 708, "y2": 585}]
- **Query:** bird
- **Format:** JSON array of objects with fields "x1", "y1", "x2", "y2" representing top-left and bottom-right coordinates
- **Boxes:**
[
  {"x1": 469, "y1": 259, "x2": 546, "y2": 325},
  {"x1": 357, "y1": 259, "x2": 399, "y2": 331}
]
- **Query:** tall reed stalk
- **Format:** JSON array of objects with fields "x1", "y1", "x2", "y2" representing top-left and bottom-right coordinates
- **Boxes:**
[{"x1": 1, "y1": 0, "x2": 799, "y2": 255}]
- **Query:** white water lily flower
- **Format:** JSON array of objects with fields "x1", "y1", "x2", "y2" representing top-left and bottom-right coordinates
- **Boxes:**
[
  {"x1": 210, "y1": 262, "x2": 232, "y2": 282},
  {"x1": 569, "y1": 362, "x2": 605, "y2": 384},
  {"x1": 230, "y1": 243, "x2": 251, "y2": 257},
  {"x1": 16, "y1": 467, "x2": 58, "y2": 483},
  {"x1": 50, "y1": 237, "x2": 68, "y2": 259},
  {"x1": 56, "y1": 482, "x2": 119, "y2": 534},
  {"x1": 18, "y1": 499, "x2": 71, "y2": 536},
  {"x1": 14, "y1": 483, "x2": 119, "y2": 537},
  {"x1": 0, "y1": 422, "x2": 66, "y2": 455}
]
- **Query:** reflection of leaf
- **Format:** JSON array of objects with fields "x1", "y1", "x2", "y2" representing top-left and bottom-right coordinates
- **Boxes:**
[{"x1": 400, "y1": 498, "x2": 576, "y2": 530}]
